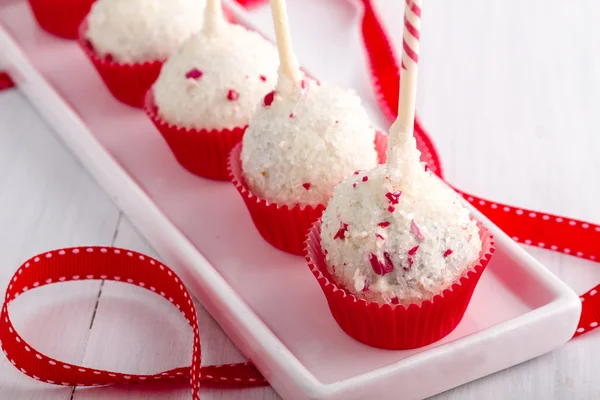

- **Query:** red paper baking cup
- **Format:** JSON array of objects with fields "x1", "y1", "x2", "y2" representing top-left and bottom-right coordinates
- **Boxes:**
[
  {"x1": 144, "y1": 91, "x2": 246, "y2": 181},
  {"x1": 77, "y1": 22, "x2": 163, "y2": 108},
  {"x1": 28, "y1": 0, "x2": 96, "y2": 39},
  {"x1": 228, "y1": 134, "x2": 388, "y2": 255},
  {"x1": 305, "y1": 220, "x2": 494, "y2": 349}
]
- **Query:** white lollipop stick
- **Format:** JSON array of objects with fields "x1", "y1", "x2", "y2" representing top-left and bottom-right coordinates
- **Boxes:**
[
  {"x1": 204, "y1": 0, "x2": 225, "y2": 33},
  {"x1": 388, "y1": 0, "x2": 423, "y2": 173},
  {"x1": 269, "y1": 0, "x2": 301, "y2": 88}
]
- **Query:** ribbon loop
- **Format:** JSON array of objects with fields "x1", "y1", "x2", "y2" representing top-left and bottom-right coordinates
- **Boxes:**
[{"x1": 0, "y1": 247, "x2": 266, "y2": 399}]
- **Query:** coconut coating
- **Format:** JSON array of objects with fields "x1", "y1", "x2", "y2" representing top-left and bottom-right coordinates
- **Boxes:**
[
  {"x1": 153, "y1": 23, "x2": 279, "y2": 130},
  {"x1": 85, "y1": 0, "x2": 205, "y2": 63},
  {"x1": 241, "y1": 79, "x2": 379, "y2": 207},
  {"x1": 320, "y1": 165, "x2": 482, "y2": 306}
]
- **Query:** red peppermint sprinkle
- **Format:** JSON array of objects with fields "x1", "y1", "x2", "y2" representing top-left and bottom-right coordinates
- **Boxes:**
[
  {"x1": 378, "y1": 221, "x2": 391, "y2": 228},
  {"x1": 368, "y1": 254, "x2": 382, "y2": 275},
  {"x1": 410, "y1": 220, "x2": 424, "y2": 240},
  {"x1": 368, "y1": 253, "x2": 393, "y2": 276},
  {"x1": 354, "y1": 171, "x2": 360, "y2": 175},
  {"x1": 185, "y1": 68, "x2": 203, "y2": 79},
  {"x1": 408, "y1": 245, "x2": 420, "y2": 256},
  {"x1": 391, "y1": 297, "x2": 400, "y2": 305},
  {"x1": 334, "y1": 223, "x2": 349, "y2": 240},
  {"x1": 289, "y1": 112, "x2": 295, "y2": 118},
  {"x1": 383, "y1": 252, "x2": 395, "y2": 272},
  {"x1": 353, "y1": 183, "x2": 357, "y2": 188},
  {"x1": 335, "y1": 120, "x2": 339, "y2": 124},
  {"x1": 362, "y1": 280, "x2": 371, "y2": 292},
  {"x1": 362, "y1": 176, "x2": 369, "y2": 182},
  {"x1": 302, "y1": 182, "x2": 311, "y2": 190},
  {"x1": 388, "y1": 206, "x2": 395, "y2": 213},
  {"x1": 227, "y1": 89, "x2": 239, "y2": 101},
  {"x1": 263, "y1": 91, "x2": 275, "y2": 107},
  {"x1": 301, "y1": 79, "x2": 307, "y2": 89},
  {"x1": 424, "y1": 164, "x2": 430, "y2": 172},
  {"x1": 259, "y1": 75, "x2": 267, "y2": 82},
  {"x1": 408, "y1": 257, "x2": 414, "y2": 267},
  {"x1": 385, "y1": 191, "x2": 402, "y2": 205},
  {"x1": 444, "y1": 249, "x2": 453, "y2": 258},
  {"x1": 376, "y1": 233, "x2": 385, "y2": 240}
]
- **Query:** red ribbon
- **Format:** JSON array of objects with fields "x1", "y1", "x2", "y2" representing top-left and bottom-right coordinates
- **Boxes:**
[
  {"x1": 1, "y1": 0, "x2": 599, "y2": 397},
  {"x1": 0, "y1": 248, "x2": 266, "y2": 398}
]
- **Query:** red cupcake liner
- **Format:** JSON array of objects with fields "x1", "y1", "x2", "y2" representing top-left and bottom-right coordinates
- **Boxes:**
[
  {"x1": 77, "y1": 22, "x2": 163, "y2": 108},
  {"x1": 28, "y1": 0, "x2": 96, "y2": 40},
  {"x1": 305, "y1": 220, "x2": 495, "y2": 350},
  {"x1": 228, "y1": 134, "x2": 388, "y2": 256},
  {"x1": 144, "y1": 91, "x2": 247, "y2": 181}
]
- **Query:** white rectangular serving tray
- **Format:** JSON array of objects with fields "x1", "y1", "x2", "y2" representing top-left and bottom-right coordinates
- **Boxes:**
[{"x1": 0, "y1": 1, "x2": 581, "y2": 399}]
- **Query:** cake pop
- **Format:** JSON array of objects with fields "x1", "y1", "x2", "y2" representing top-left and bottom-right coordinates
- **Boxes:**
[
  {"x1": 305, "y1": 0, "x2": 493, "y2": 349},
  {"x1": 228, "y1": 0, "x2": 384, "y2": 255}
]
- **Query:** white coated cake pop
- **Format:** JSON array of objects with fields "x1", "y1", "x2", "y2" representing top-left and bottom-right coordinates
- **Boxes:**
[
  {"x1": 153, "y1": 22, "x2": 279, "y2": 130},
  {"x1": 241, "y1": 77, "x2": 379, "y2": 207},
  {"x1": 240, "y1": 0, "x2": 377, "y2": 207},
  {"x1": 320, "y1": 162, "x2": 482, "y2": 306},
  {"x1": 85, "y1": 0, "x2": 205, "y2": 63},
  {"x1": 320, "y1": 0, "x2": 481, "y2": 306}
]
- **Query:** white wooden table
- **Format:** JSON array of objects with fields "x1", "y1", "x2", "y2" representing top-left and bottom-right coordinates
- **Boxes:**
[{"x1": 1, "y1": 0, "x2": 599, "y2": 399}]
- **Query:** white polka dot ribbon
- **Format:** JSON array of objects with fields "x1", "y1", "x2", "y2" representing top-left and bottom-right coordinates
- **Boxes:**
[{"x1": 0, "y1": 247, "x2": 266, "y2": 399}]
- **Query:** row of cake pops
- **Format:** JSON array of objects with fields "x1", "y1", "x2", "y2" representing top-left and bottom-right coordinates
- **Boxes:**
[{"x1": 31, "y1": 0, "x2": 494, "y2": 350}]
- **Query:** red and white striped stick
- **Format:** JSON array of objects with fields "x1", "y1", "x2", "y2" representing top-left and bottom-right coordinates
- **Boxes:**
[{"x1": 388, "y1": 0, "x2": 422, "y2": 172}]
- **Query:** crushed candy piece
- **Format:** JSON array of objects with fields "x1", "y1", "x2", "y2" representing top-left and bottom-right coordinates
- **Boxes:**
[
  {"x1": 227, "y1": 89, "x2": 239, "y2": 101},
  {"x1": 383, "y1": 252, "x2": 394, "y2": 272},
  {"x1": 408, "y1": 245, "x2": 420, "y2": 256},
  {"x1": 410, "y1": 220, "x2": 424, "y2": 240},
  {"x1": 185, "y1": 68, "x2": 203, "y2": 79},
  {"x1": 385, "y1": 191, "x2": 402, "y2": 205},
  {"x1": 378, "y1": 221, "x2": 391, "y2": 228},
  {"x1": 362, "y1": 280, "x2": 370, "y2": 292},
  {"x1": 376, "y1": 233, "x2": 385, "y2": 240},
  {"x1": 443, "y1": 249, "x2": 453, "y2": 258},
  {"x1": 334, "y1": 223, "x2": 349, "y2": 240},
  {"x1": 302, "y1": 183, "x2": 311, "y2": 190},
  {"x1": 369, "y1": 253, "x2": 394, "y2": 276},
  {"x1": 263, "y1": 91, "x2": 275, "y2": 107},
  {"x1": 259, "y1": 75, "x2": 267, "y2": 82},
  {"x1": 388, "y1": 206, "x2": 395, "y2": 213},
  {"x1": 289, "y1": 112, "x2": 295, "y2": 118},
  {"x1": 391, "y1": 297, "x2": 400, "y2": 305},
  {"x1": 362, "y1": 176, "x2": 369, "y2": 182}
]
